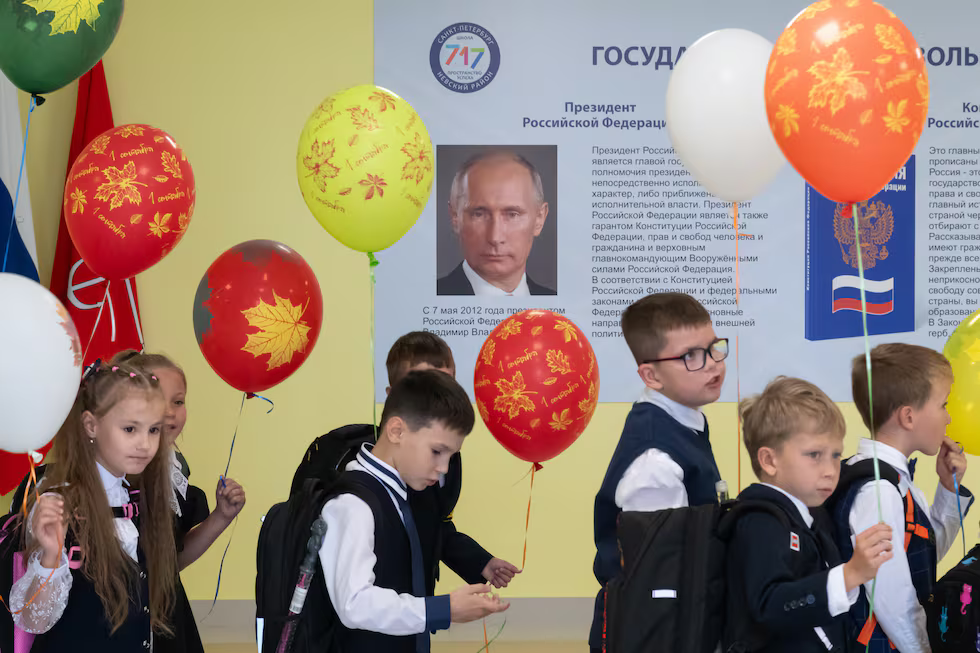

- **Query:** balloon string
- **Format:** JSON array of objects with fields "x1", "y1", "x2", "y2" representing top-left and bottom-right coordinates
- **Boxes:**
[
  {"x1": 206, "y1": 393, "x2": 250, "y2": 618},
  {"x1": 2, "y1": 95, "x2": 35, "y2": 274},
  {"x1": 81, "y1": 282, "x2": 111, "y2": 364},
  {"x1": 735, "y1": 333, "x2": 742, "y2": 492},
  {"x1": 474, "y1": 617, "x2": 507, "y2": 653},
  {"x1": 733, "y1": 202, "x2": 741, "y2": 304},
  {"x1": 369, "y1": 253, "x2": 379, "y2": 442},
  {"x1": 954, "y1": 471, "x2": 967, "y2": 558},
  {"x1": 853, "y1": 201, "x2": 882, "y2": 653},
  {"x1": 1, "y1": 453, "x2": 55, "y2": 618},
  {"x1": 222, "y1": 393, "x2": 248, "y2": 484},
  {"x1": 733, "y1": 202, "x2": 742, "y2": 491},
  {"x1": 205, "y1": 514, "x2": 240, "y2": 619},
  {"x1": 520, "y1": 463, "x2": 541, "y2": 571},
  {"x1": 22, "y1": 453, "x2": 39, "y2": 519}
]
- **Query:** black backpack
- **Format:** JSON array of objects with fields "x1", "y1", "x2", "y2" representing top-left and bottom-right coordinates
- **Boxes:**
[
  {"x1": 926, "y1": 544, "x2": 980, "y2": 651},
  {"x1": 603, "y1": 500, "x2": 790, "y2": 653},
  {"x1": 288, "y1": 425, "x2": 375, "y2": 498},
  {"x1": 256, "y1": 473, "x2": 384, "y2": 653}
]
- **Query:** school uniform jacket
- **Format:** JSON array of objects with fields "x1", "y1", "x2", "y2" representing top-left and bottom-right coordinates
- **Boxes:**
[{"x1": 726, "y1": 484, "x2": 857, "y2": 653}]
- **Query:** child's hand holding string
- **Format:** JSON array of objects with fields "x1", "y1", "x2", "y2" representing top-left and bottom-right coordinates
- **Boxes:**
[
  {"x1": 938, "y1": 435, "x2": 968, "y2": 494},
  {"x1": 33, "y1": 494, "x2": 66, "y2": 569}
]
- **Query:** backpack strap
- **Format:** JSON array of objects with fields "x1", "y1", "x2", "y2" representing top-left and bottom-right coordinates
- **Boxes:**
[
  {"x1": 838, "y1": 459, "x2": 905, "y2": 651},
  {"x1": 716, "y1": 499, "x2": 792, "y2": 541}
]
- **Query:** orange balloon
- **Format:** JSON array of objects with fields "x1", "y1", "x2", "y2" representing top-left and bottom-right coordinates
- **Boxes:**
[{"x1": 765, "y1": 0, "x2": 928, "y2": 203}]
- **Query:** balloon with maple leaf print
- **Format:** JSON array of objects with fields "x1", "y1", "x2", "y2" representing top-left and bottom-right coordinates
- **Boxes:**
[
  {"x1": 296, "y1": 84, "x2": 435, "y2": 253},
  {"x1": 193, "y1": 240, "x2": 323, "y2": 395},
  {"x1": 473, "y1": 310, "x2": 600, "y2": 464},
  {"x1": 0, "y1": 0, "x2": 124, "y2": 95},
  {"x1": 64, "y1": 124, "x2": 196, "y2": 280},
  {"x1": 764, "y1": 0, "x2": 928, "y2": 203}
]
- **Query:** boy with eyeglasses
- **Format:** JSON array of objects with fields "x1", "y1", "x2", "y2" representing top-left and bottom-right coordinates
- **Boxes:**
[{"x1": 589, "y1": 292, "x2": 729, "y2": 653}]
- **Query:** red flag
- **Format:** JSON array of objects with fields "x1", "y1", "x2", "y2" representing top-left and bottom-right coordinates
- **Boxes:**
[{"x1": 0, "y1": 62, "x2": 145, "y2": 494}]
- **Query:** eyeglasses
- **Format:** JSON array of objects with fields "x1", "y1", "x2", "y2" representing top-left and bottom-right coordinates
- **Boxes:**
[{"x1": 643, "y1": 338, "x2": 729, "y2": 372}]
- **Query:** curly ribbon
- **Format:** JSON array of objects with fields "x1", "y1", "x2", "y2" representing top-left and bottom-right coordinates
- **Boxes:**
[
  {"x1": 369, "y1": 253, "x2": 380, "y2": 442},
  {"x1": 2, "y1": 95, "x2": 36, "y2": 273},
  {"x1": 246, "y1": 392, "x2": 275, "y2": 414},
  {"x1": 851, "y1": 201, "x2": 884, "y2": 653}
]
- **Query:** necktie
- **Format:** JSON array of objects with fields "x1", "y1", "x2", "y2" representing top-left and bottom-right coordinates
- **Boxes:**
[{"x1": 393, "y1": 491, "x2": 429, "y2": 653}]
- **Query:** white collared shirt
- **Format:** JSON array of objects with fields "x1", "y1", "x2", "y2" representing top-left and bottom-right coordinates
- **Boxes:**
[
  {"x1": 760, "y1": 483, "x2": 859, "y2": 618},
  {"x1": 846, "y1": 438, "x2": 972, "y2": 653},
  {"x1": 95, "y1": 461, "x2": 140, "y2": 563},
  {"x1": 462, "y1": 259, "x2": 530, "y2": 296},
  {"x1": 613, "y1": 387, "x2": 707, "y2": 511},
  {"x1": 316, "y1": 445, "x2": 439, "y2": 637}
]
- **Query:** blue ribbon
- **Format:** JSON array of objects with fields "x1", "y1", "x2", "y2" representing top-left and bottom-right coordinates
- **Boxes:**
[
  {"x1": 954, "y1": 471, "x2": 967, "y2": 558},
  {"x1": 3, "y1": 95, "x2": 36, "y2": 273}
]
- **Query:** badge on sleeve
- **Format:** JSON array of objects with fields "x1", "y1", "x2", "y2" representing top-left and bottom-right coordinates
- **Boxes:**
[{"x1": 790, "y1": 532, "x2": 800, "y2": 551}]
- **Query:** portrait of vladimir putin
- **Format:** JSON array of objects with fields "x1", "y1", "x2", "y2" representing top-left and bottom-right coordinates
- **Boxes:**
[{"x1": 437, "y1": 149, "x2": 557, "y2": 296}]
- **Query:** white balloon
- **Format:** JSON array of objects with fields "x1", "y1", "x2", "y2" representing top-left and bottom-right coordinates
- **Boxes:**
[
  {"x1": 666, "y1": 29, "x2": 785, "y2": 203},
  {"x1": 0, "y1": 273, "x2": 82, "y2": 453}
]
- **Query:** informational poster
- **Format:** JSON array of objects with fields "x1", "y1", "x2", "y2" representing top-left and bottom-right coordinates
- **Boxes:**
[{"x1": 373, "y1": 0, "x2": 980, "y2": 402}]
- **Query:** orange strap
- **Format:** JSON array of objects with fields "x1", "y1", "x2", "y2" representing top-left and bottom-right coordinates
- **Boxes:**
[
  {"x1": 857, "y1": 614, "x2": 896, "y2": 649},
  {"x1": 860, "y1": 490, "x2": 928, "y2": 647}
]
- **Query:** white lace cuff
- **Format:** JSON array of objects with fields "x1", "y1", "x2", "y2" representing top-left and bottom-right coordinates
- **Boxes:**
[{"x1": 9, "y1": 549, "x2": 73, "y2": 634}]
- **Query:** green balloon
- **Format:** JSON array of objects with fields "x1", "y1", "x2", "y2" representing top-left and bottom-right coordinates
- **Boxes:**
[{"x1": 0, "y1": 0, "x2": 124, "y2": 95}]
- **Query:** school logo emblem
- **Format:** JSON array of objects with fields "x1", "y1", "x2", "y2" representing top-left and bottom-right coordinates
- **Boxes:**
[
  {"x1": 430, "y1": 23, "x2": 500, "y2": 93},
  {"x1": 790, "y1": 532, "x2": 800, "y2": 552}
]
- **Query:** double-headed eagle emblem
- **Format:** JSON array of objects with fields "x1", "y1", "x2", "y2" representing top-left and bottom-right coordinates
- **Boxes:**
[{"x1": 833, "y1": 201, "x2": 894, "y2": 269}]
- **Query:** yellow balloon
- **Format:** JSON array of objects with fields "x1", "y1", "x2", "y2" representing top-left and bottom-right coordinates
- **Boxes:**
[
  {"x1": 297, "y1": 85, "x2": 435, "y2": 253},
  {"x1": 944, "y1": 308, "x2": 980, "y2": 455}
]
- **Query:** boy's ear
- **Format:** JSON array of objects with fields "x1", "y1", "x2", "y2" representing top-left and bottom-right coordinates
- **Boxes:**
[
  {"x1": 895, "y1": 404, "x2": 916, "y2": 431},
  {"x1": 757, "y1": 446, "x2": 779, "y2": 478},
  {"x1": 637, "y1": 363, "x2": 665, "y2": 391},
  {"x1": 386, "y1": 416, "x2": 406, "y2": 444}
]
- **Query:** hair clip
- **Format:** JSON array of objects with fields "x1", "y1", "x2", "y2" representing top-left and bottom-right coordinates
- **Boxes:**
[
  {"x1": 151, "y1": 375, "x2": 158, "y2": 381},
  {"x1": 111, "y1": 366, "x2": 119, "y2": 372},
  {"x1": 81, "y1": 358, "x2": 103, "y2": 381},
  {"x1": 129, "y1": 372, "x2": 136, "y2": 378}
]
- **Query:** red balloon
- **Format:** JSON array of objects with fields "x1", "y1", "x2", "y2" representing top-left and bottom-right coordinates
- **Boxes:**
[
  {"x1": 765, "y1": 0, "x2": 928, "y2": 202},
  {"x1": 474, "y1": 310, "x2": 599, "y2": 464},
  {"x1": 193, "y1": 240, "x2": 323, "y2": 394},
  {"x1": 64, "y1": 124, "x2": 196, "y2": 280}
]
